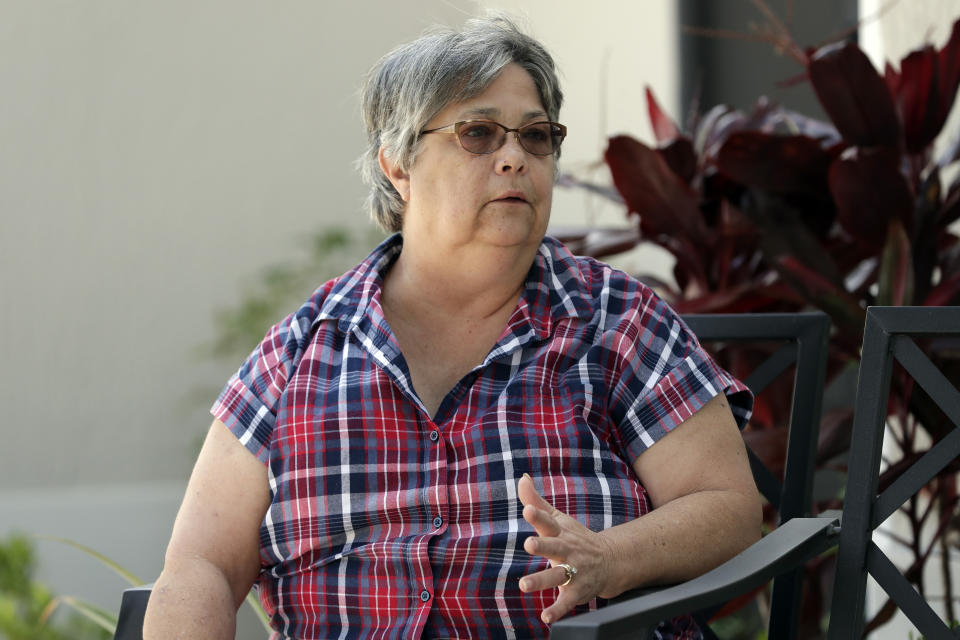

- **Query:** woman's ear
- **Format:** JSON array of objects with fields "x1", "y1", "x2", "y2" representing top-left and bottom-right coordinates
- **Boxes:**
[{"x1": 378, "y1": 147, "x2": 410, "y2": 202}]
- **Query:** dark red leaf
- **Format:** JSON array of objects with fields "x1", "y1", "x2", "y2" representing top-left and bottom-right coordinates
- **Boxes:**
[
  {"x1": 876, "y1": 219, "x2": 914, "y2": 306},
  {"x1": 670, "y1": 282, "x2": 804, "y2": 314},
  {"x1": 884, "y1": 61, "x2": 900, "y2": 99},
  {"x1": 743, "y1": 426, "x2": 788, "y2": 478},
  {"x1": 657, "y1": 138, "x2": 697, "y2": 184},
  {"x1": 778, "y1": 255, "x2": 845, "y2": 294},
  {"x1": 717, "y1": 200, "x2": 756, "y2": 237},
  {"x1": 828, "y1": 147, "x2": 914, "y2": 248},
  {"x1": 808, "y1": 41, "x2": 902, "y2": 148},
  {"x1": 738, "y1": 190, "x2": 844, "y2": 283},
  {"x1": 604, "y1": 135, "x2": 709, "y2": 248},
  {"x1": 716, "y1": 132, "x2": 832, "y2": 195},
  {"x1": 646, "y1": 86, "x2": 680, "y2": 144},
  {"x1": 896, "y1": 46, "x2": 941, "y2": 152},
  {"x1": 923, "y1": 271, "x2": 960, "y2": 306},
  {"x1": 776, "y1": 255, "x2": 866, "y2": 335}
]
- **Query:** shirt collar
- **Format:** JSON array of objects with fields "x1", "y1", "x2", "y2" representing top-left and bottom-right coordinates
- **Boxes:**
[{"x1": 314, "y1": 233, "x2": 594, "y2": 341}]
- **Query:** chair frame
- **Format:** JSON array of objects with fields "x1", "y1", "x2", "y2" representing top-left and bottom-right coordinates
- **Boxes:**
[
  {"x1": 552, "y1": 307, "x2": 960, "y2": 640},
  {"x1": 828, "y1": 306, "x2": 960, "y2": 639}
]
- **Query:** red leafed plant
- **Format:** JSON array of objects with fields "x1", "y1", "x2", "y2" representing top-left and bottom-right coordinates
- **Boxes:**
[{"x1": 560, "y1": 11, "x2": 960, "y2": 638}]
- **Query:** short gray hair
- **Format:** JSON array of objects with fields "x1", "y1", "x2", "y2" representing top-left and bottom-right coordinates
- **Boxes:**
[{"x1": 358, "y1": 14, "x2": 563, "y2": 232}]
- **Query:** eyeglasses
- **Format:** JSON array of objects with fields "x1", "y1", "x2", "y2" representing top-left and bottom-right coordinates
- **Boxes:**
[{"x1": 420, "y1": 120, "x2": 567, "y2": 156}]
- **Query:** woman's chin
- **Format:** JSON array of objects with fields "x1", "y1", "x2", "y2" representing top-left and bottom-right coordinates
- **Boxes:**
[{"x1": 476, "y1": 210, "x2": 548, "y2": 248}]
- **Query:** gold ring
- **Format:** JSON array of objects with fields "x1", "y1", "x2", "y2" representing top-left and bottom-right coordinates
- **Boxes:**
[{"x1": 556, "y1": 562, "x2": 578, "y2": 587}]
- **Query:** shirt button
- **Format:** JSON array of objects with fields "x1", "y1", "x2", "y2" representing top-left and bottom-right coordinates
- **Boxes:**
[
  {"x1": 420, "y1": 590, "x2": 431, "y2": 602},
  {"x1": 429, "y1": 430, "x2": 440, "y2": 442},
  {"x1": 433, "y1": 516, "x2": 443, "y2": 529}
]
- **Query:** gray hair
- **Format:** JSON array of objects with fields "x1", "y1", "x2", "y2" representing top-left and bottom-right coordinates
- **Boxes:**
[{"x1": 358, "y1": 14, "x2": 563, "y2": 232}]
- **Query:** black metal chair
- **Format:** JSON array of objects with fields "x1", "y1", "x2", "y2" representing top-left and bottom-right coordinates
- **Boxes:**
[
  {"x1": 828, "y1": 306, "x2": 960, "y2": 639},
  {"x1": 552, "y1": 306, "x2": 960, "y2": 640}
]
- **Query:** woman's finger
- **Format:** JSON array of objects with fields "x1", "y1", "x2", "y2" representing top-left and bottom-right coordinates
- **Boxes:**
[
  {"x1": 517, "y1": 564, "x2": 569, "y2": 593},
  {"x1": 540, "y1": 592, "x2": 579, "y2": 625},
  {"x1": 517, "y1": 473, "x2": 556, "y2": 514},
  {"x1": 522, "y1": 503, "x2": 563, "y2": 540}
]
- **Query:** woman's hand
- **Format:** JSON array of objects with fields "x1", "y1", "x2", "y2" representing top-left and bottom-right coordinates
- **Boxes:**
[
  {"x1": 517, "y1": 473, "x2": 622, "y2": 625},
  {"x1": 515, "y1": 394, "x2": 762, "y2": 627}
]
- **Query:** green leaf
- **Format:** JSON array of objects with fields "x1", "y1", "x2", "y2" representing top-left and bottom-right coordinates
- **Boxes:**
[
  {"x1": 50, "y1": 596, "x2": 117, "y2": 634},
  {"x1": 34, "y1": 536, "x2": 143, "y2": 586}
]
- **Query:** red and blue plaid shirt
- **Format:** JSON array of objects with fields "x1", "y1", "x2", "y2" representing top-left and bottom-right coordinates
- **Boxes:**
[{"x1": 212, "y1": 234, "x2": 752, "y2": 640}]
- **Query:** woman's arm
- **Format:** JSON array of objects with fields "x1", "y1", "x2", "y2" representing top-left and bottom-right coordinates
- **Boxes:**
[
  {"x1": 518, "y1": 393, "x2": 762, "y2": 624},
  {"x1": 143, "y1": 419, "x2": 270, "y2": 639}
]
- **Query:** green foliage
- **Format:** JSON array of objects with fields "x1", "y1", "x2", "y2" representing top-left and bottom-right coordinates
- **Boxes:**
[
  {"x1": 0, "y1": 533, "x2": 110, "y2": 640},
  {"x1": 207, "y1": 226, "x2": 384, "y2": 363}
]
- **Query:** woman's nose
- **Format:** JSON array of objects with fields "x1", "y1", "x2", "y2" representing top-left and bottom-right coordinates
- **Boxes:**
[{"x1": 495, "y1": 133, "x2": 527, "y2": 174}]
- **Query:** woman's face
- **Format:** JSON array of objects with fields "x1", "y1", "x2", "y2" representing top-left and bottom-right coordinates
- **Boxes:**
[{"x1": 392, "y1": 63, "x2": 555, "y2": 253}]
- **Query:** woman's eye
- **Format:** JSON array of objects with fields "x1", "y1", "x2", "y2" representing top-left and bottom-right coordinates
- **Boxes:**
[
  {"x1": 463, "y1": 124, "x2": 494, "y2": 138},
  {"x1": 521, "y1": 126, "x2": 549, "y2": 142}
]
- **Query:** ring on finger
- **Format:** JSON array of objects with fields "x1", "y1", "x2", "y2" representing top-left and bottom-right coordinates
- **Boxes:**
[{"x1": 556, "y1": 562, "x2": 578, "y2": 587}]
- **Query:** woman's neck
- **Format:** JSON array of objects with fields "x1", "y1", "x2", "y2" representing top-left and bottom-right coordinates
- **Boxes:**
[{"x1": 382, "y1": 236, "x2": 539, "y2": 324}]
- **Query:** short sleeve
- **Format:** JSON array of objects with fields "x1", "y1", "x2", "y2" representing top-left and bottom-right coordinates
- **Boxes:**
[
  {"x1": 606, "y1": 292, "x2": 753, "y2": 463},
  {"x1": 210, "y1": 312, "x2": 303, "y2": 465}
]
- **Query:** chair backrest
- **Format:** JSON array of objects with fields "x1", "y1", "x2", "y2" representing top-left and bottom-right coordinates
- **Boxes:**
[
  {"x1": 680, "y1": 312, "x2": 830, "y2": 639},
  {"x1": 113, "y1": 583, "x2": 152, "y2": 640},
  {"x1": 828, "y1": 306, "x2": 960, "y2": 639}
]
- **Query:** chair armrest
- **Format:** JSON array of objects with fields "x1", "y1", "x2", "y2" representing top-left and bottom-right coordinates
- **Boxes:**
[
  {"x1": 113, "y1": 582, "x2": 153, "y2": 640},
  {"x1": 549, "y1": 513, "x2": 841, "y2": 640}
]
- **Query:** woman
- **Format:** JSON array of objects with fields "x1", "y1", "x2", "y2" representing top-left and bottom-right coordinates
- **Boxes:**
[{"x1": 144, "y1": 15, "x2": 761, "y2": 640}]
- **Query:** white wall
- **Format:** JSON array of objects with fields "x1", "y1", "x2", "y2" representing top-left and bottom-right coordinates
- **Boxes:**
[{"x1": 0, "y1": 2, "x2": 678, "y2": 635}]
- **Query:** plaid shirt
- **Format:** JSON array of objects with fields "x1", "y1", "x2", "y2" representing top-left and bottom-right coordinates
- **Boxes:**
[{"x1": 212, "y1": 234, "x2": 752, "y2": 640}]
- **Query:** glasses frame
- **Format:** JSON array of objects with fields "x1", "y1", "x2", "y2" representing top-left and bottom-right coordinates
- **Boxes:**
[{"x1": 420, "y1": 119, "x2": 567, "y2": 156}]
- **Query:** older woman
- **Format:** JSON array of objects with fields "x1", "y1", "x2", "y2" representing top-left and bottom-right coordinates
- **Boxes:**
[{"x1": 143, "y1": 15, "x2": 760, "y2": 640}]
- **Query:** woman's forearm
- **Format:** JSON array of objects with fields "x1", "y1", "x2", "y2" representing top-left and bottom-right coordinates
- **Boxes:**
[
  {"x1": 142, "y1": 557, "x2": 239, "y2": 640},
  {"x1": 597, "y1": 487, "x2": 761, "y2": 597}
]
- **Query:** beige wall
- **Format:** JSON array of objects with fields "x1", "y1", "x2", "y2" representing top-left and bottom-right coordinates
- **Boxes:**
[{"x1": 0, "y1": 1, "x2": 678, "y2": 493}]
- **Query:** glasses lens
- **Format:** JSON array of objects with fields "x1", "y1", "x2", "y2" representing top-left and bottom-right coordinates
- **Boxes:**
[
  {"x1": 457, "y1": 122, "x2": 502, "y2": 154},
  {"x1": 518, "y1": 122, "x2": 560, "y2": 155}
]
